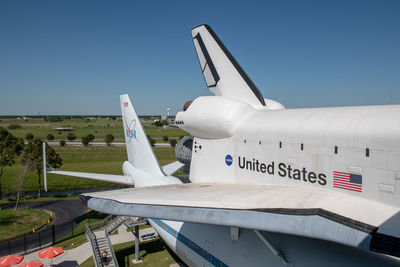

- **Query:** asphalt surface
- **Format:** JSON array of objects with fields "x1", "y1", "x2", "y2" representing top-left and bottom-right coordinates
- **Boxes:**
[
  {"x1": 46, "y1": 141, "x2": 172, "y2": 147},
  {"x1": 1, "y1": 199, "x2": 87, "y2": 225},
  {"x1": 0, "y1": 199, "x2": 88, "y2": 256}
]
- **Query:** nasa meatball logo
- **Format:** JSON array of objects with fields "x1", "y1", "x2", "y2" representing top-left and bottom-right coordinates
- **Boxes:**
[
  {"x1": 124, "y1": 119, "x2": 137, "y2": 142},
  {"x1": 225, "y1": 154, "x2": 233, "y2": 166}
]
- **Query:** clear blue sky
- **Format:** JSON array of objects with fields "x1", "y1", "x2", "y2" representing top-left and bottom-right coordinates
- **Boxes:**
[{"x1": 1, "y1": 0, "x2": 399, "y2": 115}]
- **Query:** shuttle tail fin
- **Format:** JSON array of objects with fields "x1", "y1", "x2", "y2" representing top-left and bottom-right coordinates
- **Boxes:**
[
  {"x1": 120, "y1": 94, "x2": 165, "y2": 177},
  {"x1": 191, "y1": 24, "x2": 265, "y2": 109}
]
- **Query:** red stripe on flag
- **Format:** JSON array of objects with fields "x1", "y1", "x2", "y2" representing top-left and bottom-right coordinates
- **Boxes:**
[
  {"x1": 333, "y1": 182, "x2": 362, "y2": 190},
  {"x1": 333, "y1": 174, "x2": 350, "y2": 178},
  {"x1": 333, "y1": 171, "x2": 350, "y2": 175},
  {"x1": 333, "y1": 184, "x2": 362, "y2": 192}
]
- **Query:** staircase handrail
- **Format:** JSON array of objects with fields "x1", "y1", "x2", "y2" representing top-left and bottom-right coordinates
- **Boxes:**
[
  {"x1": 104, "y1": 229, "x2": 119, "y2": 267},
  {"x1": 85, "y1": 223, "x2": 102, "y2": 267}
]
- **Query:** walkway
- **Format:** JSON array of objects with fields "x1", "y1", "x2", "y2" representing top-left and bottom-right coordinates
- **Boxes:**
[{"x1": 21, "y1": 224, "x2": 156, "y2": 266}]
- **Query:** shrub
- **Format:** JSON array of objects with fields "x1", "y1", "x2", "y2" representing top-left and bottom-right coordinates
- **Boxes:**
[
  {"x1": 82, "y1": 136, "x2": 90, "y2": 146},
  {"x1": 162, "y1": 136, "x2": 169, "y2": 142},
  {"x1": 105, "y1": 134, "x2": 115, "y2": 146},
  {"x1": 153, "y1": 121, "x2": 162, "y2": 127},
  {"x1": 47, "y1": 116, "x2": 62, "y2": 122},
  {"x1": 25, "y1": 132, "x2": 34, "y2": 140},
  {"x1": 47, "y1": 134, "x2": 55, "y2": 140},
  {"x1": 87, "y1": 134, "x2": 95, "y2": 141},
  {"x1": 149, "y1": 138, "x2": 156, "y2": 147},
  {"x1": 179, "y1": 135, "x2": 184, "y2": 140},
  {"x1": 59, "y1": 140, "x2": 66, "y2": 146},
  {"x1": 8, "y1": 124, "x2": 21, "y2": 130},
  {"x1": 169, "y1": 139, "x2": 177, "y2": 148},
  {"x1": 67, "y1": 133, "x2": 76, "y2": 141}
]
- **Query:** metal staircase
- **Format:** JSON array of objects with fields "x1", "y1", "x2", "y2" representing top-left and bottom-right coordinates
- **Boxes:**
[
  {"x1": 85, "y1": 215, "x2": 147, "y2": 267},
  {"x1": 85, "y1": 215, "x2": 120, "y2": 267},
  {"x1": 106, "y1": 216, "x2": 135, "y2": 234}
]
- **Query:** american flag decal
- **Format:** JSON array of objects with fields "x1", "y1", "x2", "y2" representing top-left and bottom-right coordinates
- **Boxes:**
[
  {"x1": 333, "y1": 171, "x2": 362, "y2": 192},
  {"x1": 123, "y1": 102, "x2": 128, "y2": 108}
]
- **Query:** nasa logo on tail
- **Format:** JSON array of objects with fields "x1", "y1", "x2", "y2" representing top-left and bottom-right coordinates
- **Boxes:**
[
  {"x1": 225, "y1": 154, "x2": 233, "y2": 166},
  {"x1": 124, "y1": 119, "x2": 137, "y2": 142}
]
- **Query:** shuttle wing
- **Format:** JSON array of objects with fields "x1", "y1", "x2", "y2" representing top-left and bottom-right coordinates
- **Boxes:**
[
  {"x1": 47, "y1": 160, "x2": 183, "y2": 185},
  {"x1": 47, "y1": 170, "x2": 134, "y2": 185},
  {"x1": 161, "y1": 161, "x2": 185, "y2": 175},
  {"x1": 81, "y1": 183, "x2": 400, "y2": 258}
]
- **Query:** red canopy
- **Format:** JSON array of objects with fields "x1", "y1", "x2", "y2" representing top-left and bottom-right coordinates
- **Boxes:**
[
  {"x1": 19, "y1": 260, "x2": 44, "y2": 267},
  {"x1": 38, "y1": 247, "x2": 64, "y2": 259},
  {"x1": 0, "y1": 255, "x2": 24, "y2": 267}
]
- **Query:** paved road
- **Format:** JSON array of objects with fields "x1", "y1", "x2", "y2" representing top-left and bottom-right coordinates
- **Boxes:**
[
  {"x1": 0, "y1": 199, "x2": 88, "y2": 256},
  {"x1": 1, "y1": 199, "x2": 87, "y2": 225},
  {"x1": 46, "y1": 141, "x2": 172, "y2": 147}
]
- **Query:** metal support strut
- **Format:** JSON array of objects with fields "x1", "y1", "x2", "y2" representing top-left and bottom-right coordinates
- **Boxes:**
[
  {"x1": 43, "y1": 142, "x2": 55, "y2": 192},
  {"x1": 43, "y1": 142, "x2": 47, "y2": 192},
  {"x1": 254, "y1": 230, "x2": 289, "y2": 265},
  {"x1": 134, "y1": 225, "x2": 140, "y2": 262}
]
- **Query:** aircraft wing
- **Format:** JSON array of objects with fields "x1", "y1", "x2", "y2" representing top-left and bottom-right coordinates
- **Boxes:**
[
  {"x1": 162, "y1": 161, "x2": 185, "y2": 175},
  {"x1": 47, "y1": 170, "x2": 134, "y2": 185},
  {"x1": 81, "y1": 183, "x2": 400, "y2": 258},
  {"x1": 47, "y1": 161, "x2": 183, "y2": 186}
]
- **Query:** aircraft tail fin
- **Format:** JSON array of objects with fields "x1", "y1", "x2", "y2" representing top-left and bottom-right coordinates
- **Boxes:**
[
  {"x1": 120, "y1": 94, "x2": 165, "y2": 177},
  {"x1": 191, "y1": 24, "x2": 265, "y2": 109}
]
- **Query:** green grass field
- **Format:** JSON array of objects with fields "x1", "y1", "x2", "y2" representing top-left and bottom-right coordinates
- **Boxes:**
[
  {"x1": 1, "y1": 146, "x2": 179, "y2": 194},
  {"x1": 0, "y1": 117, "x2": 188, "y2": 195},
  {"x1": 0, "y1": 118, "x2": 188, "y2": 142},
  {"x1": 0, "y1": 118, "x2": 188, "y2": 264},
  {"x1": 0, "y1": 209, "x2": 50, "y2": 240}
]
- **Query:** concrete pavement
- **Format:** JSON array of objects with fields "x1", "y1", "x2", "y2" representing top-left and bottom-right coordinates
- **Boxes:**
[{"x1": 20, "y1": 225, "x2": 156, "y2": 266}]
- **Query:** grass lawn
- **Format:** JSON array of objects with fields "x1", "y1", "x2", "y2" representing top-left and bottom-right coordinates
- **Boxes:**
[
  {"x1": 126, "y1": 222, "x2": 153, "y2": 232},
  {"x1": 79, "y1": 238, "x2": 180, "y2": 267},
  {"x1": 0, "y1": 209, "x2": 50, "y2": 240},
  {"x1": 0, "y1": 195, "x2": 79, "y2": 204},
  {"x1": 56, "y1": 218, "x2": 103, "y2": 250},
  {"x1": 56, "y1": 211, "x2": 109, "y2": 250},
  {"x1": 1, "y1": 146, "x2": 181, "y2": 195},
  {"x1": 1, "y1": 118, "x2": 188, "y2": 143}
]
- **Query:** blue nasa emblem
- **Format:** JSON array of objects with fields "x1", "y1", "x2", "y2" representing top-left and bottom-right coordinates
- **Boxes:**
[
  {"x1": 124, "y1": 119, "x2": 137, "y2": 142},
  {"x1": 225, "y1": 154, "x2": 233, "y2": 166}
]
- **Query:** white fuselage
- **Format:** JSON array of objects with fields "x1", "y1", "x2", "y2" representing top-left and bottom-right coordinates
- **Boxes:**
[
  {"x1": 120, "y1": 95, "x2": 400, "y2": 266},
  {"x1": 183, "y1": 101, "x2": 400, "y2": 208},
  {"x1": 148, "y1": 219, "x2": 400, "y2": 266},
  {"x1": 162, "y1": 99, "x2": 400, "y2": 266}
]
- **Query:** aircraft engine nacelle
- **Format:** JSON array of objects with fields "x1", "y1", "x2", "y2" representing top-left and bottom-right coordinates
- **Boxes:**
[{"x1": 175, "y1": 96, "x2": 255, "y2": 139}]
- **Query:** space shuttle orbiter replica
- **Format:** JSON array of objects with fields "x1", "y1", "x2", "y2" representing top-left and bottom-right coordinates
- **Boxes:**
[{"x1": 48, "y1": 25, "x2": 400, "y2": 266}]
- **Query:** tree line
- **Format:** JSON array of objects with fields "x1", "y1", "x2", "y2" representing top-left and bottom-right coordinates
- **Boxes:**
[
  {"x1": 0, "y1": 127, "x2": 62, "y2": 208},
  {"x1": 17, "y1": 131, "x2": 116, "y2": 147}
]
